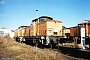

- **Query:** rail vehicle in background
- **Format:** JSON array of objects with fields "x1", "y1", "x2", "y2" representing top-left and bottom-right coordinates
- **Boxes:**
[
  {"x1": 62, "y1": 20, "x2": 90, "y2": 45},
  {"x1": 14, "y1": 16, "x2": 90, "y2": 48}
]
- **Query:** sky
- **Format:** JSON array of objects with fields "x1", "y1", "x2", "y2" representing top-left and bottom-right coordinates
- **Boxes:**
[{"x1": 0, "y1": 0, "x2": 90, "y2": 30}]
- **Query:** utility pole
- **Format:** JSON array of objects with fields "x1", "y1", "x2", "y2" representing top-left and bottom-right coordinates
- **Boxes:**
[
  {"x1": 36, "y1": 10, "x2": 39, "y2": 23},
  {"x1": 36, "y1": 10, "x2": 38, "y2": 18}
]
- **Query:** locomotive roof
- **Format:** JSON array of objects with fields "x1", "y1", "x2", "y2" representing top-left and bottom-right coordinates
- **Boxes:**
[
  {"x1": 32, "y1": 16, "x2": 53, "y2": 22},
  {"x1": 18, "y1": 26, "x2": 28, "y2": 29},
  {"x1": 66, "y1": 28, "x2": 70, "y2": 29},
  {"x1": 39, "y1": 16, "x2": 53, "y2": 20},
  {"x1": 78, "y1": 20, "x2": 90, "y2": 25},
  {"x1": 32, "y1": 18, "x2": 38, "y2": 22},
  {"x1": 70, "y1": 26, "x2": 78, "y2": 28},
  {"x1": 62, "y1": 27, "x2": 70, "y2": 30},
  {"x1": 78, "y1": 21, "x2": 90, "y2": 25},
  {"x1": 46, "y1": 20, "x2": 62, "y2": 23}
]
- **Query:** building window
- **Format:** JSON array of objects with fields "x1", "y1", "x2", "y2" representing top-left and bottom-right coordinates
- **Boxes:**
[
  {"x1": 53, "y1": 32, "x2": 57, "y2": 35},
  {"x1": 0, "y1": 31, "x2": 4, "y2": 36}
]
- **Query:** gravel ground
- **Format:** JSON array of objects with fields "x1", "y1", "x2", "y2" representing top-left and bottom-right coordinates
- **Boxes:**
[
  {"x1": 0, "y1": 36, "x2": 89, "y2": 60},
  {"x1": 43, "y1": 48, "x2": 88, "y2": 60}
]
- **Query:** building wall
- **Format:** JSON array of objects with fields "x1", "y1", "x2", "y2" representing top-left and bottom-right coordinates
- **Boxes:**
[{"x1": 0, "y1": 29, "x2": 14, "y2": 38}]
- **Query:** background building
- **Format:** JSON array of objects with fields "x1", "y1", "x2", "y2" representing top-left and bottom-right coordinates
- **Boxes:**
[{"x1": 0, "y1": 28, "x2": 14, "y2": 38}]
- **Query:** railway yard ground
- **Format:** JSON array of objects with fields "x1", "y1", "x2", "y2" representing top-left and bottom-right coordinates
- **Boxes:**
[{"x1": 0, "y1": 36, "x2": 90, "y2": 60}]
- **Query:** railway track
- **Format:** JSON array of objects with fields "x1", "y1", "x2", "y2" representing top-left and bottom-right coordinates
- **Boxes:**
[
  {"x1": 39, "y1": 45, "x2": 90, "y2": 60},
  {"x1": 57, "y1": 46, "x2": 90, "y2": 59},
  {"x1": 43, "y1": 46, "x2": 88, "y2": 60}
]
